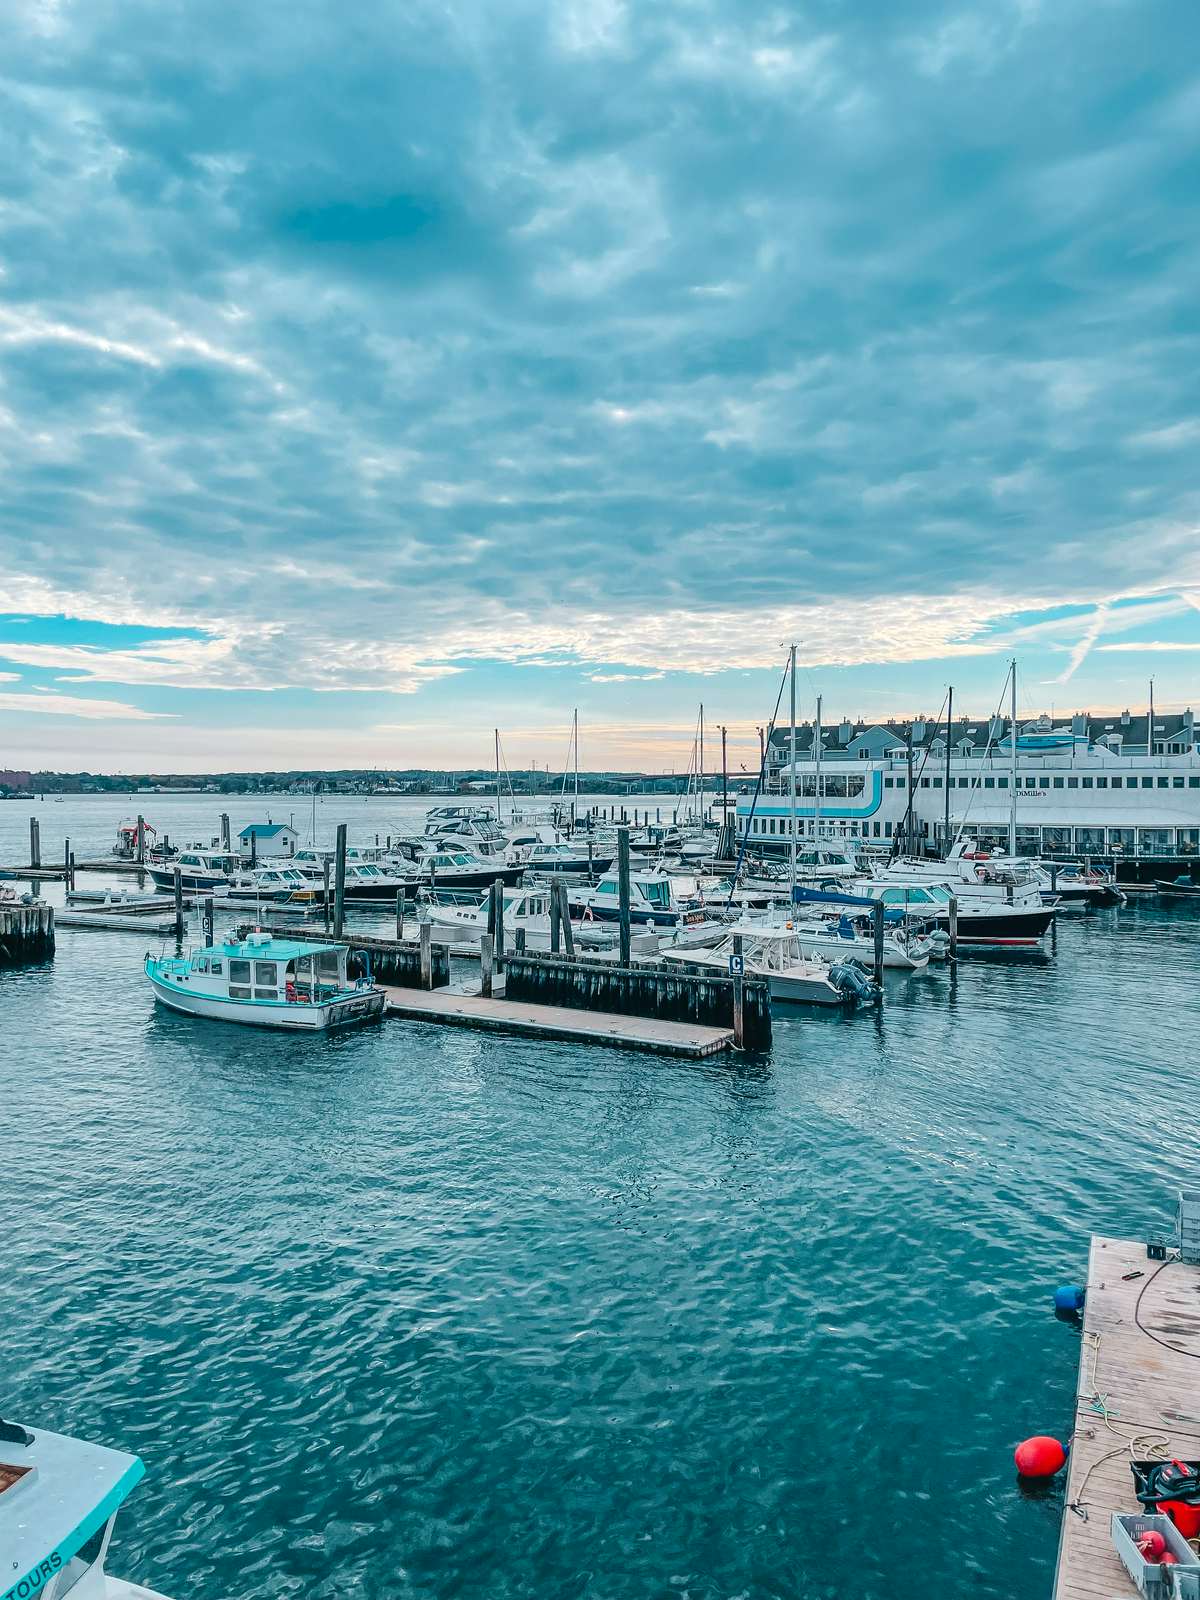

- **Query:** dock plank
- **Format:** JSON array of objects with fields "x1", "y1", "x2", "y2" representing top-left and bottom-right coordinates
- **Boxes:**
[
  {"x1": 1054, "y1": 1235, "x2": 1200, "y2": 1600},
  {"x1": 380, "y1": 984, "x2": 734, "y2": 1058}
]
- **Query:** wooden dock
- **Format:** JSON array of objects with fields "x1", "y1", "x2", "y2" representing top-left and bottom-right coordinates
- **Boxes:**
[
  {"x1": 380, "y1": 982, "x2": 735, "y2": 1057},
  {"x1": 1054, "y1": 1234, "x2": 1200, "y2": 1600}
]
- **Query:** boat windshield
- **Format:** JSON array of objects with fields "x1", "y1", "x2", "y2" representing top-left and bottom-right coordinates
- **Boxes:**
[{"x1": 641, "y1": 881, "x2": 672, "y2": 908}]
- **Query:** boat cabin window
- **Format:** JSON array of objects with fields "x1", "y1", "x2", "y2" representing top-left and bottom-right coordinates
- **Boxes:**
[
  {"x1": 643, "y1": 881, "x2": 671, "y2": 908},
  {"x1": 228, "y1": 957, "x2": 252, "y2": 999},
  {"x1": 597, "y1": 881, "x2": 617, "y2": 895},
  {"x1": 211, "y1": 959, "x2": 223, "y2": 974},
  {"x1": 195, "y1": 956, "x2": 209, "y2": 974},
  {"x1": 316, "y1": 951, "x2": 340, "y2": 979},
  {"x1": 255, "y1": 961, "x2": 278, "y2": 987},
  {"x1": 49, "y1": 1517, "x2": 111, "y2": 1598}
]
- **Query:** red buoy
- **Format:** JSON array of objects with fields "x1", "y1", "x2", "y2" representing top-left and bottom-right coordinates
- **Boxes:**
[{"x1": 1014, "y1": 1436, "x2": 1067, "y2": 1477}]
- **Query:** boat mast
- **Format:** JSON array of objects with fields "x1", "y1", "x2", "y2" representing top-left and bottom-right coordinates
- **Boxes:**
[
  {"x1": 494, "y1": 728, "x2": 502, "y2": 825},
  {"x1": 813, "y1": 694, "x2": 822, "y2": 843},
  {"x1": 1149, "y1": 676, "x2": 1155, "y2": 760},
  {"x1": 789, "y1": 644, "x2": 797, "y2": 892},
  {"x1": 573, "y1": 707, "x2": 580, "y2": 816},
  {"x1": 944, "y1": 685, "x2": 953, "y2": 857},
  {"x1": 699, "y1": 702, "x2": 705, "y2": 824},
  {"x1": 1008, "y1": 658, "x2": 1018, "y2": 857}
]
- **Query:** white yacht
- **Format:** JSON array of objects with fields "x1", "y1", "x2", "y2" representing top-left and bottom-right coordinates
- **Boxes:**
[
  {"x1": 660, "y1": 924, "x2": 872, "y2": 1006},
  {"x1": 783, "y1": 911, "x2": 933, "y2": 971},
  {"x1": 226, "y1": 865, "x2": 321, "y2": 903},
  {"x1": 146, "y1": 848, "x2": 238, "y2": 892},
  {"x1": 0, "y1": 1414, "x2": 175, "y2": 1598}
]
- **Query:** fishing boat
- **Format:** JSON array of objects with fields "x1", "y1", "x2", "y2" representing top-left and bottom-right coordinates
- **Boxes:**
[
  {"x1": 660, "y1": 924, "x2": 872, "y2": 1006},
  {"x1": 0, "y1": 1413, "x2": 175, "y2": 1599},
  {"x1": 145, "y1": 932, "x2": 385, "y2": 1030},
  {"x1": 112, "y1": 819, "x2": 157, "y2": 860},
  {"x1": 1156, "y1": 874, "x2": 1200, "y2": 897}
]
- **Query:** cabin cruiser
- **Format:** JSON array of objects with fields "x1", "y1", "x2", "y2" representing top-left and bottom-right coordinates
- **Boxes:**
[
  {"x1": 146, "y1": 932, "x2": 385, "y2": 1029},
  {"x1": 0, "y1": 1413, "x2": 176, "y2": 1599},
  {"x1": 146, "y1": 848, "x2": 238, "y2": 892},
  {"x1": 390, "y1": 844, "x2": 524, "y2": 890},
  {"x1": 796, "y1": 881, "x2": 1053, "y2": 947},
  {"x1": 508, "y1": 836, "x2": 613, "y2": 874},
  {"x1": 568, "y1": 868, "x2": 717, "y2": 931},
  {"x1": 660, "y1": 923, "x2": 875, "y2": 1006},
  {"x1": 423, "y1": 805, "x2": 509, "y2": 856},
  {"x1": 420, "y1": 885, "x2": 625, "y2": 951},
  {"x1": 291, "y1": 857, "x2": 418, "y2": 901},
  {"x1": 225, "y1": 865, "x2": 321, "y2": 903}
]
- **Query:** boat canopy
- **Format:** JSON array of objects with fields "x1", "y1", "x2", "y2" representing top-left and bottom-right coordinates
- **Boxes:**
[{"x1": 0, "y1": 1419, "x2": 144, "y2": 1599}]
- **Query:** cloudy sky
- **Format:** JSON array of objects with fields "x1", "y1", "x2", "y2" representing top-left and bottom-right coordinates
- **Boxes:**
[{"x1": 2, "y1": 0, "x2": 1198, "y2": 773}]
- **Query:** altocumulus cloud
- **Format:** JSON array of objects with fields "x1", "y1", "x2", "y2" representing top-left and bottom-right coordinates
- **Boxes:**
[{"x1": 0, "y1": 0, "x2": 1199, "y2": 700}]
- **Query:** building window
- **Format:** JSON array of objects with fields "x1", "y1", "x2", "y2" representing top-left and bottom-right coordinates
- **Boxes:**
[
  {"x1": 1082, "y1": 777, "x2": 1093, "y2": 788},
  {"x1": 1158, "y1": 777, "x2": 1170, "y2": 788},
  {"x1": 998, "y1": 777, "x2": 1008, "y2": 788},
  {"x1": 1174, "y1": 777, "x2": 1185, "y2": 789},
  {"x1": 920, "y1": 777, "x2": 929, "y2": 788},
  {"x1": 984, "y1": 777, "x2": 994, "y2": 788},
  {"x1": 1067, "y1": 777, "x2": 1078, "y2": 788},
  {"x1": 1097, "y1": 778, "x2": 1108, "y2": 788},
  {"x1": 1111, "y1": 777, "x2": 1122, "y2": 789},
  {"x1": 1190, "y1": 778, "x2": 1200, "y2": 789},
  {"x1": 933, "y1": 776, "x2": 942, "y2": 787},
  {"x1": 884, "y1": 777, "x2": 893, "y2": 789},
  {"x1": 1142, "y1": 777, "x2": 1153, "y2": 789},
  {"x1": 885, "y1": 821, "x2": 893, "y2": 836},
  {"x1": 1053, "y1": 777, "x2": 1064, "y2": 788}
]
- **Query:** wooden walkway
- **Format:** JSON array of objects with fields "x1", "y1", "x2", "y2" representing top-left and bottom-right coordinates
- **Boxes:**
[
  {"x1": 1054, "y1": 1235, "x2": 1200, "y2": 1600},
  {"x1": 380, "y1": 983, "x2": 734, "y2": 1058}
]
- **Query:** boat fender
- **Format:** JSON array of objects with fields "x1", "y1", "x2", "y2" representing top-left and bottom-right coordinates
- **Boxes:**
[{"x1": 1053, "y1": 1284, "x2": 1085, "y2": 1315}]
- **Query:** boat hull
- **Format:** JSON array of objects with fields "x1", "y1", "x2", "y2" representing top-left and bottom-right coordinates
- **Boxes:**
[
  {"x1": 939, "y1": 905, "x2": 1055, "y2": 945},
  {"x1": 146, "y1": 969, "x2": 384, "y2": 1030},
  {"x1": 793, "y1": 932, "x2": 929, "y2": 971},
  {"x1": 147, "y1": 866, "x2": 229, "y2": 892}
]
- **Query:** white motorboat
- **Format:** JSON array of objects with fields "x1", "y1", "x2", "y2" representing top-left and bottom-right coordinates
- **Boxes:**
[
  {"x1": 225, "y1": 865, "x2": 322, "y2": 903},
  {"x1": 660, "y1": 923, "x2": 872, "y2": 1006},
  {"x1": 146, "y1": 848, "x2": 238, "y2": 892},
  {"x1": 0, "y1": 1413, "x2": 175, "y2": 1599},
  {"x1": 423, "y1": 885, "x2": 556, "y2": 946},
  {"x1": 783, "y1": 910, "x2": 933, "y2": 970},
  {"x1": 568, "y1": 868, "x2": 723, "y2": 940},
  {"x1": 146, "y1": 932, "x2": 385, "y2": 1030}
]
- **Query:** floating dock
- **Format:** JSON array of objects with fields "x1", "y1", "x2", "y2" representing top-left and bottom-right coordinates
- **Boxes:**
[
  {"x1": 1053, "y1": 1235, "x2": 1200, "y2": 1600},
  {"x1": 380, "y1": 982, "x2": 735, "y2": 1057},
  {"x1": 55, "y1": 910, "x2": 178, "y2": 933}
]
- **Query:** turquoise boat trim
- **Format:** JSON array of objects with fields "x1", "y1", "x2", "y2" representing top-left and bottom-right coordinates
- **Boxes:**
[
  {"x1": 3, "y1": 1457, "x2": 144, "y2": 1600},
  {"x1": 735, "y1": 771, "x2": 884, "y2": 820}
]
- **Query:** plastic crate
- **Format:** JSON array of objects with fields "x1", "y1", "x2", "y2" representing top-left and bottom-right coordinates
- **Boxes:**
[{"x1": 1112, "y1": 1513, "x2": 1200, "y2": 1600}]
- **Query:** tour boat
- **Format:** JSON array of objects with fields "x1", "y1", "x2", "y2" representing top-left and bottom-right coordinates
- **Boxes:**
[
  {"x1": 145, "y1": 932, "x2": 385, "y2": 1030},
  {"x1": 0, "y1": 1413, "x2": 175, "y2": 1599},
  {"x1": 660, "y1": 924, "x2": 872, "y2": 1006}
]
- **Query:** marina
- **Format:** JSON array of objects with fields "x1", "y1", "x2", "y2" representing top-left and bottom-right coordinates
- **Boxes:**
[{"x1": 2, "y1": 780, "x2": 1198, "y2": 1599}]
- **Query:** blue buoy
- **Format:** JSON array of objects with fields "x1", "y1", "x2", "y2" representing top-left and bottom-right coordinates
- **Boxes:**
[{"x1": 1054, "y1": 1284, "x2": 1085, "y2": 1314}]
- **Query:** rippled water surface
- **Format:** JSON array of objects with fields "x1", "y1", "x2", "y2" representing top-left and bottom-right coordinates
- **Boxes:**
[{"x1": 2, "y1": 796, "x2": 1197, "y2": 1598}]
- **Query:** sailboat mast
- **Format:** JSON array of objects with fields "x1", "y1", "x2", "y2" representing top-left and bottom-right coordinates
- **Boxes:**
[
  {"x1": 573, "y1": 707, "x2": 580, "y2": 812},
  {"x1": 494, "y1": 728, "x2": 501, "y2": 825},
  {"x1": 1008, "y1": 659, "x2": 1018, "y2": 857},
  {"x1": 789, "y1": 645, "x2": 797, "y2": 891},
  {"x1": 813, "y1": 694, "x2": 822, "y2": 842},
  {"x1": 944, "y1": 685, "x2": 953, "y2": 856},
  {"x1": 698, "y1": 702, "x2": 705, "y2": 823}
]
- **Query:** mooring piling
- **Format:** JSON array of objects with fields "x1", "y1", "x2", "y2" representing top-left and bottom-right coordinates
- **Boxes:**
[
  {"x1": 322, "y1": 859, "x2": 331, "y2": 933},
  {"x1": 333, "y1": 823, "x2": 347, "y2": 938},
  {"x1": 29, "y1": 817, "x2": 40, "y2": 870},
  {"x1": 617, "y1": 827, "x2": 632, "y2": 967},
  {"x1": 203, "y1": 896, "x2": 214, "y2": 948},
  {"x1": 872, "y1": 900, "x2": 885, "y2": 989},
  {"x1": 480, "y1": 933, "x2": 495, "y2": 998},
  {"x1": 948, "y1": 894, "x2": 958, "y2": 961},
  {"x1": 136, "y1": 815, "x2": 145, "y2": 865},
  {"x1": 731, "y1": 932, "x2": 744, "y2": 1048},
  {"x1": 419, "y1": 920, "x2": 433, "y2": 989},
  {"x1": 0, "y1": 902, "x2": 54, "y2": 966},
  {"x1": 173, "y1": 868, "x2": 184, "y2": 941},
  {"x1": 493, "y1": 878, "x2": 505, "y2": 964},
  {"x1": 395, "y1": 891, "x2": 405, "y2": 941}
]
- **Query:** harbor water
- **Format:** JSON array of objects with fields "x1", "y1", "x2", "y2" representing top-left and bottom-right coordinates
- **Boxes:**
[{"x1": 2, "y1": 795, "x2": 1197, "y2": 1598}]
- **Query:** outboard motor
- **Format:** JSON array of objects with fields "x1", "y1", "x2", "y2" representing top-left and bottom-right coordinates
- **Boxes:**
[{"x1": 829, "y1": 960, "x2": 881, "y2": 1005}]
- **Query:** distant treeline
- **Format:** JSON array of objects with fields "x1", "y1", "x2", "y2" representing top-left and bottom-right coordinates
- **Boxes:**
[{"x1": 2, "y1": 769, "x2": 707, "y2": 798}]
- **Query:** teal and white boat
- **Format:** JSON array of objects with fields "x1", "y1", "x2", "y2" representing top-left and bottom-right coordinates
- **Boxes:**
[
  {"x1": 0, "y1": 1414, "x2": 173, "y2": 1598},
  {"x1": 145, "y1": 932, "x2": 385, "y2": 1031}
]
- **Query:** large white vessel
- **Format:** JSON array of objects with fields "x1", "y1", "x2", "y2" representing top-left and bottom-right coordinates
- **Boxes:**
[{"x1": 739, "y1": 706, "x2": 1200, "y2": 879}]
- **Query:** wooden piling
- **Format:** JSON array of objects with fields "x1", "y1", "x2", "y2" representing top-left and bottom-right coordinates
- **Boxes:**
[
  {"x1": 29, "y1": 817, "x2": 40, "y2": 870},
  {"x1": 872, "y1": 901, "x2": 885, "y2": 989},
  {"x1": 480, "y1": 933, "x2": 494, "y2": 998},
  {"x1": 68, "y1": 851, "x2": 75, "y2": 891},
  {"x1": 395, "y1": 891, "x2": 405, "y2": 941},
  {"x1": 203, "y1": 896, "x2": 214, "y2": 948},
  {"x1": 617, "y1": 826, "x2": 632, "y2": 968},
  {"x1": 0, "y1": 902, "x2": 55, "y2": 966},
  {"x1": 419, "y1": 920, "x2": 433, "y2": 989},
  {"x1": 136, "y1": 815, "x2": 145, "y2": 865},
  {"x1": 333, "y1": 823, "x2": 347, "y2": 938},
  {"x1": 948, "y1": 894, "x2": 958, "y2": 961},
  {"x1": 514, "y1": 928, "x2": 527, "y2": 955},
  {"x1": 549, "y1": 883, "x2": 561, "y2": 955},
  {"x1": 220, "y1": 812, "x2": 231, "y2": 853},
  {"x1": 249, "y1": 829, "x2": 258, "y2": 869},
  {"x1": 557, "y1": 879, "x2": 575, "y2": 959},
  {"x1": 493, "y1": 878, "x2": 505, "y2": 964},
  {"x1": 173, "y1": 868, "x2": 184, "y2": 941},
  {"x1": 322, "y1": 860, "x2": 331, "y2": 934},
  {"x1": 731, "y1": 933, "x2": 744, "y2": 1048}
]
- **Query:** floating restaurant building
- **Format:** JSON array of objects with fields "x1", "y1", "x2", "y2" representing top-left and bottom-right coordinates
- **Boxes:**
[{"x1": 737, "y1": 709, "x2": 1200, "y2": 873}]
